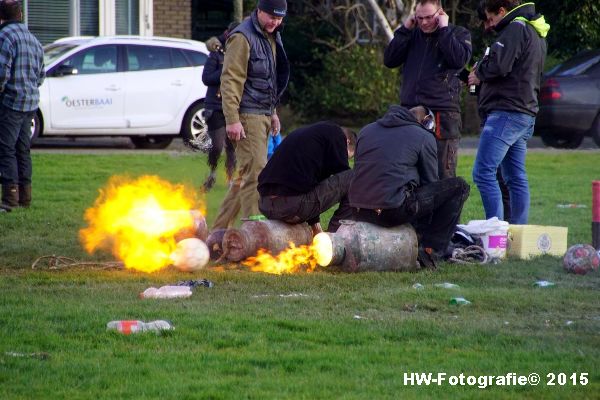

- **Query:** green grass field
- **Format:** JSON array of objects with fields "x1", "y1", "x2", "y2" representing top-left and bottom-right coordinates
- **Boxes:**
[{"x1": 0, "y1": 151, "x2": 598, "y2": 399}]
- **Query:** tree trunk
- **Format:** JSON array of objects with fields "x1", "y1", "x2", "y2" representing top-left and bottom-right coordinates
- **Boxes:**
[
  {"x1": 364, "y1": 0, "x2": 394, "y2": 41},
  {"x1": 233, "y1": 0, "x2": 243, "y2": 22}
]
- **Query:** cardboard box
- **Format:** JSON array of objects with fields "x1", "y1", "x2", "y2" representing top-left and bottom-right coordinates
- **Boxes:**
[{"x1": 507, "y1": 225, "x2": 568, "y2": 259}]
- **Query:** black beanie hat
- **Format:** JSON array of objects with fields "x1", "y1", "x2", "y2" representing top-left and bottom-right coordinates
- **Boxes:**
[{"x1": 257, "y1": 0, "x2": 287, "y2": 17}]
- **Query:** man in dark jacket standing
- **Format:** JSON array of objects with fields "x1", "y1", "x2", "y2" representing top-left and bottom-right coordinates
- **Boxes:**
[
  {"x1": 384, "y1": 0, "x2": 471, "y2": 179},
  {"x1": 349, "y1": 105, "x2": 470, "y2": 267},
  {"x1": 0, "y1": 1, "x2": 44, "y2": 212},
  {"x1": 468, "y1": 0, "x2": 549, "y2": 224},
  {"x1": 212, "y1": 0, "x2": 289, "y2": 230},
  {"x1": 200, "y1": 22, "x2": 238, "y2": 191},
  {"x1": 258, "y1": 122, "x2": 356, "y2": 234}
]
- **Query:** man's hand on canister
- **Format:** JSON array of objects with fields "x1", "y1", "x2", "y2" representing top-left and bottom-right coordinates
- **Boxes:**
[{"x1": 226, "y1": 122, "x2": 246, "y2": 141}]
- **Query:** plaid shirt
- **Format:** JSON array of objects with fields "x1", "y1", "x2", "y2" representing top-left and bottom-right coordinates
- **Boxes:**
[{"x1": 0, "y1": 21, "x2": 45, "y2": 112}]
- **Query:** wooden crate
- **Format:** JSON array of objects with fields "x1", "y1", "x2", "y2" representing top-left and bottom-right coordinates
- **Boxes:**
[{"x1": 507, "y1": 225, "x2": 568, "y2": 259}]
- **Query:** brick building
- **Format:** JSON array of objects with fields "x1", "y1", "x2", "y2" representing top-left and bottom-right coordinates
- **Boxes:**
[
  {"x1": 153, "y1": 0, "x2": 191, "y2": 39},
  {"x1": 23, "y1": 0, "x2": 233, "y2": 45}
]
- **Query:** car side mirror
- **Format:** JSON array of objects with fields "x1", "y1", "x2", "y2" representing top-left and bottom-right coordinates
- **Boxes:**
[{"x1": 53, "y1": 65, "x2": 79, "y2": 77}]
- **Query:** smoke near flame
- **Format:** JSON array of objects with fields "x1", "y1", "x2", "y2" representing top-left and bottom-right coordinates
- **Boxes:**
[
  {"x1": 80, "y1": 175, "x2": 205, "y2": 273},
  {"x1": 242, "y1": 238, "x2": 331, "y2": 274}
]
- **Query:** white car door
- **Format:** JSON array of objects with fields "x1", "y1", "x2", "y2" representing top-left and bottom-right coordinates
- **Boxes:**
[
  {"x1": 123, "y1": 45, "x2": 193, "y2": 129},
  {"x1": 48, "y1": 45, "x2": 126, "y2": 131}
]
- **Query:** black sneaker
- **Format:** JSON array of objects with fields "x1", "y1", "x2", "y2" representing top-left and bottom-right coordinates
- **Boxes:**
[{"x1": 418, "y1": 247, "x2": 439, "y2": 269}]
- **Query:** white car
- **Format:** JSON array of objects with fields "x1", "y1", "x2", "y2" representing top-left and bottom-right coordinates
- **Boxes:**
[{"x1": 33, "y1": 36, "x2": 209, "y2": 149}]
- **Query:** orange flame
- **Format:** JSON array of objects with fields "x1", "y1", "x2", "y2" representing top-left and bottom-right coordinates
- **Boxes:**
[
  {"x1": 79, "y1": 175, "x2": 205, "y2": 273},
  {"x1": 242, "y1": 239, "x2": 329, "y2": 274}
]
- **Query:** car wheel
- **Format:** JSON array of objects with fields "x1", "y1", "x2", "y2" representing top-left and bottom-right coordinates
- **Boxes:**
[
  {"x1": 591, "y1": 114, "x2": 600, "y2": 148},
  {"x1": 181, "y1": 101, "x2": 208, "y2": 148},
  {"x1": 540, "y1": 131, "x2": 584, "y2": 149},
  {"x1": 130, "y1": 136, "x2": 173, "y2": 149},
  {"x1": 31, "y1": 112, "x2": 41, "y2": 141}
]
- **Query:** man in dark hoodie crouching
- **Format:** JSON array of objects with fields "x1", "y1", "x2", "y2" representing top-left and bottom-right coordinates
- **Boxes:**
[{"x1": 349, "y1": 105, "x2": 470, "y2": 268}]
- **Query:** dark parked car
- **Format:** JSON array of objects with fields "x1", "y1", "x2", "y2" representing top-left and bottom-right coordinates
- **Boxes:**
[{"x1": 535, "y1": 49, "x2": 600, "y2": 148}]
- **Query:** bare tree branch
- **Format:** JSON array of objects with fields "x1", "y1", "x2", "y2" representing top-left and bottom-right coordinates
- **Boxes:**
[
  {"x1": 364, "y1": 0, "x2": 394, "y2": 40},
  {"x1": 295, "y1": 0, "x2": 416, "y2": 50}
]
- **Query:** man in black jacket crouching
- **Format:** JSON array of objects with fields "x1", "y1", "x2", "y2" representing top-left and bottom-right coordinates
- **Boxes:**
[{"x1": 258, "y1": 122, "x2": 356, "y2": 235}]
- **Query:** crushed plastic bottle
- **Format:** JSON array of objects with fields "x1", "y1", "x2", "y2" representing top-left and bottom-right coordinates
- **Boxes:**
[
  {"x1": 106, "y1": 320, "x2": 174, "y2": 335},
  {"x1": 556, "y1": 204, "x2": 587, "y2": 208},
  {"x1": 449, "y1": 297, "x2": 471, "y2": 305},
  {"x1": 435, "y1": 282, "x2": 460, "y2": 289},
  {"x1": 533, "y1": 280, "x2": 556, "y2": 288},
  {"x1": 412, "y1": 283, "x2": 425, "y2": 290},
  {"x1": 139, "y1": 285, "x2": 192, "y2": 299}
]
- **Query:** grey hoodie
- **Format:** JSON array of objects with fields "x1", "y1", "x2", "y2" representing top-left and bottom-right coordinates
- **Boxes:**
[{"x1": 349, "y1": 105, "x2": 438, "y2": 209}]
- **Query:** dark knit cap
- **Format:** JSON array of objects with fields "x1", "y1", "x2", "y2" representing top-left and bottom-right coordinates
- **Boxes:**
[{"x1": 257, "y1": 0, "x2": 287, "y2": 17}]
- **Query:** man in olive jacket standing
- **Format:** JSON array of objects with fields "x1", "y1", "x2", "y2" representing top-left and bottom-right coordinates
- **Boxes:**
[
  {"x1": 212, "y1": 0, "x2": 290, "y2": 229},
  {"x1": 384, "y1": 0, "x2": 472, "y2": 179}
]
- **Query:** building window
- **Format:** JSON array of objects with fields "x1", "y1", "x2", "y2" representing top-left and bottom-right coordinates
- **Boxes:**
[
  {"x1": 26, "y1": 0, "x2": 149, "y2": 45},
  {"x1": 81, "y1": 0, "x2": 100, "y2": 36},
  {"x1": 116, "y1": 0, "x2": 140, "y2": 35},
  {"x1": 27, "y1": 0, "x2": 71, "y2": 44}
]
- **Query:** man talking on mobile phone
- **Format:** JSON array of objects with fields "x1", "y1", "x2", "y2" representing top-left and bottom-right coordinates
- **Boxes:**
[{"x1": 384, "y1": 0, "x2": 472, "y2": 179}]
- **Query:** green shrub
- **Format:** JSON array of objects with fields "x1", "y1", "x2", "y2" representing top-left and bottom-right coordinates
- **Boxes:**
[{"x1": 291, "y1": 45, "x2": 399, "y2": 125}]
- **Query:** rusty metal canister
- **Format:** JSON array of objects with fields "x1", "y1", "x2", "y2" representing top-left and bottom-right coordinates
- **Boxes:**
[
  {"x1": 222, "y1": 219, "x2": 313, "y2": 262},
  {"x1": 324, "y1": 220, "x2": 419, "y2": 272},
  {"x1": 206, "y1": 228, "x2": 227, "y2": 260},
  {"x1": 174, "y1": 210, "x2": 208, "y2": 242}
]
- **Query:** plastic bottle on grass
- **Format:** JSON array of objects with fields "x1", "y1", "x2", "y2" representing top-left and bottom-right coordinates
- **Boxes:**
[
  {"x1": 435, "y1": 282, "x2": 460, "y2": 289},
  {"x1": 139, "y1": 285, "x2": 192, "y2": 299},
  {"x1": 106, "y1": 320, "x2": 174, "y2": 335},
  {"x1": 533, "y1": 280, "x2": 555, "y2": 288},
  {"x1": 449, "y1": 297, "x2": 471, "y2": 305}
]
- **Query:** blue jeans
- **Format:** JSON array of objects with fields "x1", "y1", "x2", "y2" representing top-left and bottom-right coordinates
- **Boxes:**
[
  {"x1": 473, "y1": 110, "x2": 535, "y2": 224},
  {"x1": 0, "y1": 104, "x2": 34, "y2": 185}
]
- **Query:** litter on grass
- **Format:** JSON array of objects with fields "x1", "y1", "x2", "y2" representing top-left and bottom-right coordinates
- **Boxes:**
[
  {"x1": 140, "y1": 285, "x2": 192, "y2": 299},
  {"x1": 556, "y1": 204, "x2": 587, "y2": 208},
  {"x1": 5, "y1": 351, "x2": 50, "y2": 360},
  {"x1": 449, "y1": 297, "x2": 471, "y2": 305},
  {"x1": 174, "y1": 279, "x2": 214, "y2": 288},
  {"x1": 533, "y1": 280, "x2": 556, "y2": 287},
  {"x1": 435, "y1": 282, "x2": 460, "y2": 289},
  {"x1": 106, "y1": 320, "x2": 174, "y2": 334},
  {"x1": 251, "y1": 293, "x2": 311, "y2": 298}
]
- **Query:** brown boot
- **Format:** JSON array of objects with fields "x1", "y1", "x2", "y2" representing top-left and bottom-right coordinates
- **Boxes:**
[
  {"x1": 1, "y1": 184, "x2": 19, "y2": 208},
  {"x1": 18, "y1": 184, "x2": 31, "y2": 207}
]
